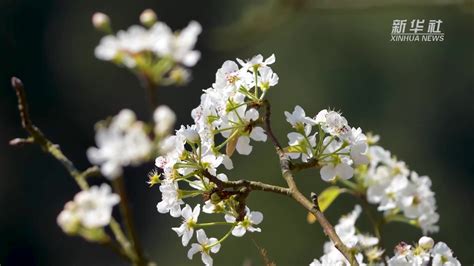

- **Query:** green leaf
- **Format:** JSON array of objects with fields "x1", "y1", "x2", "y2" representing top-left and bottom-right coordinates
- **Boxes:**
[{"x1": 307, "y1": 186, "x2": 342, "y2": 224}]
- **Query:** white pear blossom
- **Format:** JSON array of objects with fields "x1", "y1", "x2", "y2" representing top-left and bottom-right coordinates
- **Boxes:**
[
  {"x1": 285, "y1": 105, "x2": 316, "y2": 128},
  {"x1": 154, "y1": 105, "x2": 176, "y2": 136},
  {"x1": 320, "y1": 161, "x2": 354, "y2": 181},
  {"x1": 156, "y1": 179, "x2": 183, "y2": 217},
  {"x1": 213, "y1": 60, "x2": 253, "y2": 92},
  {"x1": 172, "y1": 204, "x2": 201, "y2": 246},
  {"x1": 387, "y1": 237, "x2": 460, "y2": 266},
  {"x1": 57, "y1": 184, "x2": 120, "y2": 231},
  {"x1": 319, "y1": 137, "x2": 354, "y2": 181},
  {"x1": 287, "y1": 127, "x2": 316, "y2": 162},
  {"x1": 220, "y1": 106, "x2": 267, "y2": 155},
  {"x1": 362, "y1": 145, "x2": 439, "y2": 234},
  {"x1": 87, "y1": 109, "x2": 152, "y2": 179},
  {"x1": 432, "y1": 242, "x2": 461, "y2": 266},
  {"x1": 176, "y1": 125, "x2": 200, "y2": 144},
  {"x1": 202, "y1": 200, "x2": 226, "y2": 214},
  {"x1": 315, "y1": 109, "x2": 352, "y2": 138},
  {"x1": 224, "y1": 207, "x2": 263, "y2": 237},
  {"x1": 156, "y1": 21, "x2": 202, "y2": 67},
  {"x1": 310, "y1": 205, "x2": 377, "y2": 266},
  {"x1": 95, "y1": 19, "x2": 201, "y2": 68},
  {"x1": 187, "y1": 229, "x2": 221, "y2": 266},
  {"x1": 258, "y1": 66, "x2": 279, "y2": 91},
  {"x1": 347, "y1": 127, "x2": 369, "y2": 165},
  {"x1": 285, "y1": 106, "x2": 370, "y2": 182},
  {"x1": 237, "y1": 53, "x2": 275, "y2": 72}
]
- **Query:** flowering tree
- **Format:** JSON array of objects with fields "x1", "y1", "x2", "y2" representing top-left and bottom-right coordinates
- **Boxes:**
[{"x1": 9, "y1": 9, "x2": 461, "y2": 266}]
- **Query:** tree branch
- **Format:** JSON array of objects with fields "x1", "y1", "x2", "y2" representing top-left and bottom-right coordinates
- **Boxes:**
[
  {"x1": 261, "y1": 100, "x2": 359, "y2": 266},
  {"x1": 222, "y1": 179, "x2": 291, "y2": 196},
  {"x1": 112, "y1": 176, "x2": 146, "y2": 265},
  {"x1": 290, "y1": 158, "x2": 320, "y2": 172},
  {"x1": 10, "y1": 77, "x2": 147, "y2": 265}
]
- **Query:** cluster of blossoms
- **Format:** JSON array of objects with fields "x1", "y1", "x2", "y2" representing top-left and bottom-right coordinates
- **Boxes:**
[
  {"x1": 57, "y1": 184, "x2": 120, "y2": 241},
  {"x1": 310, "y1": 205, "x2": 381, "y2": 265},
  {"x1": 286, "y1": 107, "x2": 440, "y2": 236},
  {"x1": 87, "y1": 106, "x2": 176, "y2": 179},
  {"x1": 285, "y1": 106, "x2": 369, "y2": 181},
  {"x1": 310, "y1": 207, "x2": 459, "y2": 266},
  {"x1": 388, "y1": 236, "x2": 460, "y2": 265},
  {"x1": 93, "y1": 10, "x2": 201, "y2": 85},
  {"x1": 153, "y1": 54, "x2": 279, "y2": 265},
  {"x1": 356, "y1": 143, "x2": 440, "y2": 234}
]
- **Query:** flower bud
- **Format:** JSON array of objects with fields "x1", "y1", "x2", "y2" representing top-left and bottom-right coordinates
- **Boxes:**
[
  {"x1": 418, "y1": 236, "x2": 434, "y2": 250},
  {"x1": 57, "y1": 202, "x2": 80, "y2": 235},
  {"x1": 140, "y1": 9, "x2": 157, "y2": 27},
  {"x1": 92, "y1": 12, "x2": 111, "y2": 33}
]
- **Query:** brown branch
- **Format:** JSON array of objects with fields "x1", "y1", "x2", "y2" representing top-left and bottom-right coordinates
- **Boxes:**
[
  {"x1": 112, "y1": 176, "x2": 146, "y2": 266},
  {"x1": 139, "y1": 73, "x2": 158, "y2": 118},
  {"x1": 290, "y1": 158, "x2": 320, "y2": 172},
  {"x1": 10, "y1": 77, "x2": 92, "y2": 189},
  {"x1": 222, "y1": 179, "x2": 291, "y2": 196},
  {"x1": 10, "y1": 77, "x2": 148, "y2": 265},
  {"x1": 262, "y1": 100, "x2": 359, "y2": 266}
]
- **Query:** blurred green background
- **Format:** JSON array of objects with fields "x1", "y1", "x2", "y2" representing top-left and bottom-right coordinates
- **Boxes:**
[{"x1": 1, "y1": 0, "x2": 473, "y2": 265}]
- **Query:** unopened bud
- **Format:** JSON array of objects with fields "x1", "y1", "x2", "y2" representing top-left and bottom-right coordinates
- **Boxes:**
[
  {"x1": 418, "y1": 236, "x2": 434, "y2": 250},
  {"x1": 92, "y1": 12, "x2": 111, "y2": 33},
  {"x1": 140, "y1": 9, "x2": 157, "y2": 27}
]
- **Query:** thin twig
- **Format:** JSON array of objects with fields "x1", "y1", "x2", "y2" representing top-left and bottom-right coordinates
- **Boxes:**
[
  {"x1": 10, "y1": 77, "x2": 90, "y2": 189},
  {"x1": 139, "y1": 74, "x2": 158, "y2": 117},
  {"x1": 113, "y1": 176, "x2": 146, "y2": 265},
  {"x1": 10, "y1": 77, "x2": 145, "y2": 265}
]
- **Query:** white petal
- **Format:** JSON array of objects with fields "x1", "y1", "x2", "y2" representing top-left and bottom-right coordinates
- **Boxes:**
[
  {"x1": 196, "y1": 229, "x2": 207, "y2": 244},
  {"x1": 101, "y1": 161, "x2": 122, "y2": 180},
  {"x1": 224, "y1": 214, "x2": 236, "y2": 223},
  {"x1": 187, "y1": 244, "x2": 201, "y2": 260},
  {"x1": 182, "y1": 51, "x2": 201, "y2": 67},
  {"x1": 193, "y1": 204, "x2": 201, "y2": 220},
  {"x1": 245, "y1": 108, "x2": 259, "y2": 121},
  {"x1": 250, "y1": 127, "x2": 267, "y2": 142},
  {"x1": 232, "y1": 225, "x2": 247, "y2": 237},
  {"x1": 182, "y1": 204, "x2": 193, "y2": 219},
  {"x1": 236, "y1": 136, "x2": 252, "y2": 155},
  {"x1": 265, "y1": 54, "x2": 276, "y2": 64},
  {"x1": 250, "y1": 211, "x2": 264, "y2": 225},
  {"x1": 172, "y1": 224, "x2": 186, "y2": 237},
  {"x1": 336, "y1": 163, "x2": 354, "y2": 180},
  {"x1": 209, "y1": 239, "x2": 221, "y2": 253},
  {"x1": 222, "y1": 155, "x2": 234, "y2": 170},
  {"x1": 320, "y1": 165, "x2": 336, "y2": 181},
  {"x1": 201, "y1": 252, "x2": 213, "y2": 266},
  {"x1": 182, "y1": 228, "x2": 194, "y2": 246}
]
